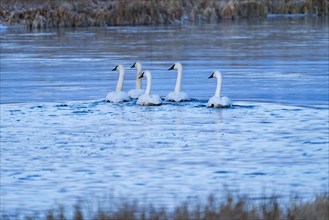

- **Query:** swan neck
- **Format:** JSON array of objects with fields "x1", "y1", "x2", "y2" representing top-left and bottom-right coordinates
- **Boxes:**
[
  {"x1": 215, "y1": 75, "x2": 222, "y2": 97},
  {"x1": 174, "y1": 68, "x2": 182, "y2": 93},
  {"x1": 116, "y1": 68, "x2": 124, "y2": 92},
  {"x1": 136, "y1": 70, "x2": 142, "y2": 89},
  {"x1": 145, "y1": 73, "x2": 151, "y2": 95}
]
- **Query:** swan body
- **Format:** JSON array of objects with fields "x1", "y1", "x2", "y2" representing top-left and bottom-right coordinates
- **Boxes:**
[
  {"x1": 166, "y1": 62, "x2": 189, "y2": 102},
  {"x1": 106, "y1": 91, "x2": 130, "y2": 103},
  {"x1": 165, "y1": 91, "x2": 189, "y2": 102},
  {"x1": 128, "y1": 62, "x2": 145, "y2": 99},
  {"x1": 137, "y1": 71, "x2": 162, "y2": 106},
  {"x1": 128, "y1": 89, "x2": 144, "y2": 99},
  {"x1": 207, "y1": 71, "x2": 231, "y2": 108},
  {"x1": 207, "y1": 96, "x2": 231, "y2": 108},
  {"x1": 105, "y1": 64, "x2": 130, "y2": 103}
]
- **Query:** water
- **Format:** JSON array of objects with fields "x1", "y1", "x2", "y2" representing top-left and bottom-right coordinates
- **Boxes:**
[{"x1": 1, "y1": 16, "x2": 328, "y2": 215}]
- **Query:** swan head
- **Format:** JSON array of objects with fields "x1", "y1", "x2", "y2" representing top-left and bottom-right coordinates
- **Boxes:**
[
  {"x1": 208, "y1": 71, "x2": 221, "y2": 79},
  {"x1": 168, "y1": 62, "x2": 182, "y2": 71},
  {"x1": 138, "y1": 72, "x2": 145, "y2": 79},
  {"x1": 112, "y1": 64, "x2": 124, "y2": 72},
  {"x1": 131, "y1": 61, "x2": 142, "y2": 70},
  {"x1": 139, "y1": 71, "x2": 151, "y2": 79}
]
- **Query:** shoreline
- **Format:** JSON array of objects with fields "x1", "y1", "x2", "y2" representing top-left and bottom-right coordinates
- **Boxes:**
[
  {"x1": 2, "y1": 192, "x2": 328, "y2": 220},
  {"x1": 1, "y1": 0, "x2": 328, "y2": 29}
]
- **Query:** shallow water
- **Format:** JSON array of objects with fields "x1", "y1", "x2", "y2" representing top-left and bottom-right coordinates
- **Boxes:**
[{"x1": 0, "y1": 16, "x2": 328, "y2": 215}]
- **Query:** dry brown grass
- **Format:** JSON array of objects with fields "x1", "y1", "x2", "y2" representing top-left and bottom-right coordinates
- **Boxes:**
[
  {"x1": 1, "y1": 0, "x2": 328, "y2": 28},
  {"x1": 269, "y1": 0, "x2": 310, "y2": 14},
  {"x1": 2, "y1": 192, "x2": 328, "y2": 220},
  {"x1": 0, "y1": 0, "x2": 185, "y2": 27}
]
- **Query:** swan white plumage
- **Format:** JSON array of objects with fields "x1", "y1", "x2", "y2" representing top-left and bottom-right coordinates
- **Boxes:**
[
  {"x1": 207, "y1": 71, "x2": 232, "y2": 108},
  {"x1": 128, "y1": 62, "x2": 145, "y2": 99},
  {"x1": 137, "y1": 71, "x2": 162, "y2": 106},
  {"x1": 105, "y1": 64, "x2": 130, "y2": 103},
  {"x1": 165, "y1": 62, "x2": 189, "y2": 102}
]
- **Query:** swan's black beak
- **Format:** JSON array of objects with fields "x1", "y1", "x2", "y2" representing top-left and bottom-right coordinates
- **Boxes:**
[
  {"x1": 168, "y1": 64, "x2": 175, "y2": 70},
  {"x1": 131, "y1": 62, "x2": 136, "y2": 68},
  {"x1": 138, "y1": 72, "x2": 145, "y2": 79},
  {"x1": 208, "y1": 72, "x2": 214, "y2": 79},
  {"x1": 112, "y1": 65, "x2": 118, "y2": 71}
]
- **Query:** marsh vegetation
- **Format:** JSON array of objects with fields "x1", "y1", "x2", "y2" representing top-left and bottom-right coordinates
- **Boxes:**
[
  {"x1": 1, "y1": 0, "x2": 328, "y2": 28},
  {"x1": 2, "y1": 192, "x2": 328, "y2": 220}
]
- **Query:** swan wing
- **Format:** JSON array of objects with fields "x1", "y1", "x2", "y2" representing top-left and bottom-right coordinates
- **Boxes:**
[
  {"x1": 207, "y1": 96, "x2": 220, "y2": 107},
  {"x1": 165, "y1": 91, "x2": 189, "y2": 102},
  {"x1": 207, "y1": 96, "x2": 231, "y2": 108},
  {"x1": 136, "y1": 94, "x2": 149, "y2": 105},
  {"x1": 106, "y1": 91, "x2": 130, "y2": 103},
  {"x1": 180, "y1": 92, "x2": 189, "y2": 101},
  {"x1": 128, "y1": 89, "x2": 144, "y2": 99},
  {"x1": 105, "y1": 92, "x2": 115, "y2": 102},
  {"x1": 137, "y1": 94, "x2": 162, "y2": 106},
  {"x1": 151, "y1": 94, "x2": 162, "y2": 105},
  {"x1": 221, "y1": 96, "x2": 232, "y2": 107}
]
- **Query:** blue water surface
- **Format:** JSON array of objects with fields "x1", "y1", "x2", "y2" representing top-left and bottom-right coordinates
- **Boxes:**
[{"x1": 0, "y1": 16, "x2": 328, "y2": 215}]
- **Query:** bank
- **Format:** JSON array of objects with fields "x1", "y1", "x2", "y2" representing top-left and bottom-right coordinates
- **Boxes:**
[{"x1": 0, "y1": 0, "x2": 328, "y2": 28}]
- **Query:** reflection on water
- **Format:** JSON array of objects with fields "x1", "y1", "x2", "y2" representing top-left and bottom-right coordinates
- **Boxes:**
[{"x1": 0, "y1": 16, "x2": 328, "y2": 215}]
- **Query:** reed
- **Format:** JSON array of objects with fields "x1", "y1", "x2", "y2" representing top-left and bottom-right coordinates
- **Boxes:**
[
  {"x1": 269, "y1": 0, "x2": 322, "y2": 14},
  {"x1": 1, "y1": 192, "x2": 328, "y2": 220},
  {"x1": 0, "y1": 0, "x2": 328, "y2": 28}
]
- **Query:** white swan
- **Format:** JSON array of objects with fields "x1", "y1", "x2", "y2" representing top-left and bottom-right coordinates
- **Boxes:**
[
  {"x1": 105, "y1": 64, "x2": 130, "y2": 103},
  {"x1": 207, "y1": 71, "x2": 232, "y2": 108},
  {"x1": 137, "y1": 71, "x2": 162, "y2": 106},
  {"x1": 165, "y1": 62, "x2": 189, "y2": 102},
  {"x1": 128, "y1": 62, "x2": 145, "y2": 99}
]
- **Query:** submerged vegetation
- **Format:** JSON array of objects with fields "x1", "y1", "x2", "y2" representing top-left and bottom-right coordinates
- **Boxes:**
[
  {"x1": 2, "y1": 192, "x2": 329, "y2": 220},
  {"x1": 0, "y1": 0, "x2": 328, "y2": 28}
]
